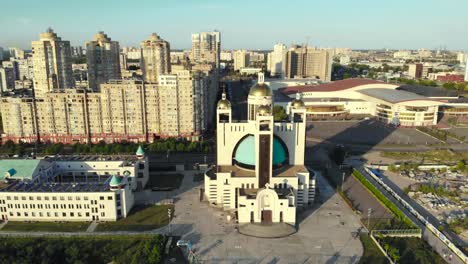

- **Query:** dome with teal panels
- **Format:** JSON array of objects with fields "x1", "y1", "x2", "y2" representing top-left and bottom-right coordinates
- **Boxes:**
[
  {"x1": 109, "y1": 175, "x2": 123, "y2": 186},
  {"x1": 233, "y1": 135, "x2": 288, "y2": 168}
]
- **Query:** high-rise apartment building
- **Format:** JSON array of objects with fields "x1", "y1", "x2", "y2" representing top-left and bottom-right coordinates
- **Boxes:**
[
  {"x1": 191, "y1": 31, "x2": 221, "y2": 69},
  {"x1": 284, "y1": 46, "x2": 332, "y2": 81},
  {"x1": 465, "y1": 58, "x2": 468, "y2": 82},
  {"x1": 267, "y1": 43, "x2": 287, "y2": 77},
  {"x1": 9, "y1": 48, "x2": 25, "y2": 59},
  {"x1": 0, "y1": 67, "x2": 16, "y2": 93},
  {"x1": 140, "y1": 33, "x2": 171, "y2": 83},
  {"x1": 86, "y1": 32, "x2": 121, "y2": 91},
  {"x1": 408, "y1": 63, "x2": 423, "y2": 79},
  {"x1": 233, "y1": 50, "x2": 250, "y2": 71},
  {"x1": 0, "y1": 69, "x2": 213, "y2": 143},
  {"x1": 32, "y1": 28, "x2": 74, "y2": 97}
]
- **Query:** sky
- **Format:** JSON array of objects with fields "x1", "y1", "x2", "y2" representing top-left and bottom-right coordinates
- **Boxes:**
[{"x1": 0, "y1": 0, "x2": 467, "y2": 51}]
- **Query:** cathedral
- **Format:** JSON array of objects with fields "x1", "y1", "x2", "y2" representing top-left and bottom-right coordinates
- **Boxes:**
[{"x1": 204, "y1": 73, "x2": 316, "y2": 227}]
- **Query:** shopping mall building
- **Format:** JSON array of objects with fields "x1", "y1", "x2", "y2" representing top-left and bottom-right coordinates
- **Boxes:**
[{"x1": 278, "y1": 79, "x2": 468, "y2": 127}]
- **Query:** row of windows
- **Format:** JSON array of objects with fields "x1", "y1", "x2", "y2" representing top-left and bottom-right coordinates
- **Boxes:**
[
  {"x1": 7, "y1": 211, "x2": 105, "y2": 218},
  {"x1": 4, "y1": 196, "x2": 113, "y2": 201},
  {"x1": 5, "y1": 203, "x2": 105, "y2": 210}
]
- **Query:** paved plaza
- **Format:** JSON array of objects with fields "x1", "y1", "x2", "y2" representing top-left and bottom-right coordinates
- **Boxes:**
[{"x1": 152, "y1": 171, "x2": 364, "y2": 263}]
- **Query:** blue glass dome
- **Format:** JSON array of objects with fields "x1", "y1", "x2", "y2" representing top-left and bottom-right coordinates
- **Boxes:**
[{"x1": 233, "y1": 135, "x2": 287, "y2": 168}]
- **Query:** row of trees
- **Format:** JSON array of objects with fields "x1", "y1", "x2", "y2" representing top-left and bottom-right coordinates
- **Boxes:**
[
  {"x1": 0, "y1": 138, "x2": 213, "y2": 156},
  {"x1": 0, "y1": 235, "x2": 165, "y2": 264},
  {"x1": 396, "y1": 78, "x2": 468, "y2": 92}
]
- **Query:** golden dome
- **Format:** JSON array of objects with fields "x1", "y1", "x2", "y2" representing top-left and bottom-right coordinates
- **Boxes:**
[
  {"x1": 258, "y1": 105, "x2": 271, "y2": 115},
  {"x1": 291, "y1": 99, "x2": 305, "y2": 108},
  {"x1": 217, "y1": 91, "x2": 231, "y2": 109},
  {"x1": 94, "y1": 31, "x2": 110, "y2": 41},
  {"x1": 249, "y1": 83, "x2": 272, "y2": 97},
  {"x1": 217, "y1": 99, "x2": 231, "y2": 109}
]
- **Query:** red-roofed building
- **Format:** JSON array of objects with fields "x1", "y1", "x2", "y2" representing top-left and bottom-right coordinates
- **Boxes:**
[{"x1": 281, "y1": 78, "x2": 386, "y2": 95}]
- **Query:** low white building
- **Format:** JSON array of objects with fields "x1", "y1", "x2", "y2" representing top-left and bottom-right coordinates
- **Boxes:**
[
  {"x1": 205, "y1": 73, "x2": 316, "y2": 228},
  {"x1": 0, "y1": 147, "x2": 149, "y2": 222},
  {"x1": 281, "y1": 79, "x2": 447, "y2": 126}
]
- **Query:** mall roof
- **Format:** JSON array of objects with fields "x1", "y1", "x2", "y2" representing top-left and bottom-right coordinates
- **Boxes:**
[
  {"x1": 281, "y1": 79, "x2": 384, "y2": 94},
  {"x1": 358, "y1": 88, "x2": 439, "y2": 103},
  {"x1": 397, "y1": 85, "x2": 459, "y2": 98}
]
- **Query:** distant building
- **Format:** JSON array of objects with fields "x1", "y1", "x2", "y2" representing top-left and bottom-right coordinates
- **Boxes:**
[
  {"x1": 239, "y1": 67, "x2": 262, "y2": 75},
  {"x1": 140, "y1": 33, "x2": 171, "y2": 83},
  {"x1": 0, "y1": 67, "x2": 16, "y2": 92},
  {"x1": 422, "y1": 65, "x2": 433, "y2": 78},
  {"x1": 267, "y1": 43, "x2": 287, "y2": 77},
  {"x1": 2, "y1": 60, "x2": 19, "y2": 80},
  {"x1": 71, "y1": 46, "x2": 85, "y2": 57},
  {"x1": 457, "y1": 52, "x2": 467, "y2": 64},
  {"x1": 284, "y1": 46, "x2": 332, "y2": 82},
  {"x1": 436, "y1": 74, "x2": 465, "y2": 83},
  {"x1": 191, "y1": 31, "x2": 221, "y2": 69},
  {"x1": 408, "y1": 63, "x2": 423, "y2": 79},
  {"x1": 339, "y1": 55, "x2": 351, "y2": 65},
  {"x1": 32, "y1": 28, "x2": 74, "y2": 97},
  {"x1": 418, "y1": 49, "x2": 432, "y2": 58},
  {"x1": 393, "y1": 50, "x2": 412, "y2": 59},
  {"x1": 233, "y1": 50, "x2": 250, "y2": 71},
  {"x1": 465, "y1": 58, "x2": 468, "y2": 82},
  {"x1": 9, "y1": 48, "x2": 25, "y2": 60},
  {"x1": 86, "y1": 32, "x2": 121, "y2": 91},
  {"x1": 0, "y1": 47, "x2": 4, "y2": 61},
  {"x1": 220, "y1": 51, "x2": 232, "y2": 61},
  {"x1": 12, "y1": 57, "x2": 34, "y2": 80},
  {"x1": 121, "y1": 47, "x2": 141, "y2": 60}
]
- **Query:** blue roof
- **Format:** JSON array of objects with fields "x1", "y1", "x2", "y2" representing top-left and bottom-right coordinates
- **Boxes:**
[
  {"x1": 0, "y1": 160, "x2": 42, "y2": 180},
  {"x1": 234, "y1": 135, "x2": 287, "y2": 167}
]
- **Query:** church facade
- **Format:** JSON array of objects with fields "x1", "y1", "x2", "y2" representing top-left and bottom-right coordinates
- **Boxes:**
[{"x1": 205, "y1": 73, "x2": 316, "y2": 226}]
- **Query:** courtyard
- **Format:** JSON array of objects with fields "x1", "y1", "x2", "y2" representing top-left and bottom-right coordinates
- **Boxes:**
[{"x1": 163, "y1": 171, "x2": 364, "y2": 263}]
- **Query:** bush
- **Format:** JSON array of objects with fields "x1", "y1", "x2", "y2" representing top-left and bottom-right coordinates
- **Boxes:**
[{"x1": 352, "y1": 169, "x2": 414, "y2": 228}]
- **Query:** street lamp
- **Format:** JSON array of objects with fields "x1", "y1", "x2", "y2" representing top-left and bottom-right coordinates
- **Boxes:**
[{"x1": 367, "y1": 208, "x2": 373, "y2": 230}]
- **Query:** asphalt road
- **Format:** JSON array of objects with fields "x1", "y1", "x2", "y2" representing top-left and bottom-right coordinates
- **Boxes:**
[{"x1": 354, "y1": 165, "x2": 465, "y2": 264}]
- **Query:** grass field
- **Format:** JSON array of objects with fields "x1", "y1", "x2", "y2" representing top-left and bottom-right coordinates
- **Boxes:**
[
  {"x1": 96, "y1": 204, "x2": 173, "y2": 232},
  {"x1": 1, "y1": 221, "x2": 89, "y2": 232},
  {"x1": 359, "y1": 234, "x2": 389, "y2": 264},
  {"x1": 381, "y1": 150, "x2": 468, "y2": 163},
  {"x1": 146, "y1": 173, "x2": 184, "y2": 190}
]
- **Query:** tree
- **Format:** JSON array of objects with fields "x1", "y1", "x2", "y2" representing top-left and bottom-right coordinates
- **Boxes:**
[{"x1": 273, "y1": 106, "x2": 288, "y2": 121}]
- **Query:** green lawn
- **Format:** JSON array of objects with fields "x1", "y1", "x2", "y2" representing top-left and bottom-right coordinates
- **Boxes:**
[
  {"x1": 1, "y1": 221, "x2": 89, "y2": 232},
  {"x1": 359, "y1": 234, "x2": 389, "y2": 264},
  {"x1": 96, "y1": 204, "x2": 173, "y2": 232},
  {"x1": 146, "y1": 173, "x2": 184, "y2": 190}
]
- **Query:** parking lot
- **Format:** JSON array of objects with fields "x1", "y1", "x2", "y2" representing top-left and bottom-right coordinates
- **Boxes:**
[{"x1": 307, "y1": 120, "x2": 441, "y2": 146}]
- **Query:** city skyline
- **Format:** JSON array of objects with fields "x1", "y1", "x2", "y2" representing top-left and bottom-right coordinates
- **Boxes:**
[{"x1": 1, "y1": 0, "x2": 467, "y2": 50}]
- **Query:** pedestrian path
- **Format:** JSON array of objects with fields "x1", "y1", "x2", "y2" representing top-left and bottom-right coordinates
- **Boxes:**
[{"x1": 86, "y1": 222, "x2": 99, "y2": 232}]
